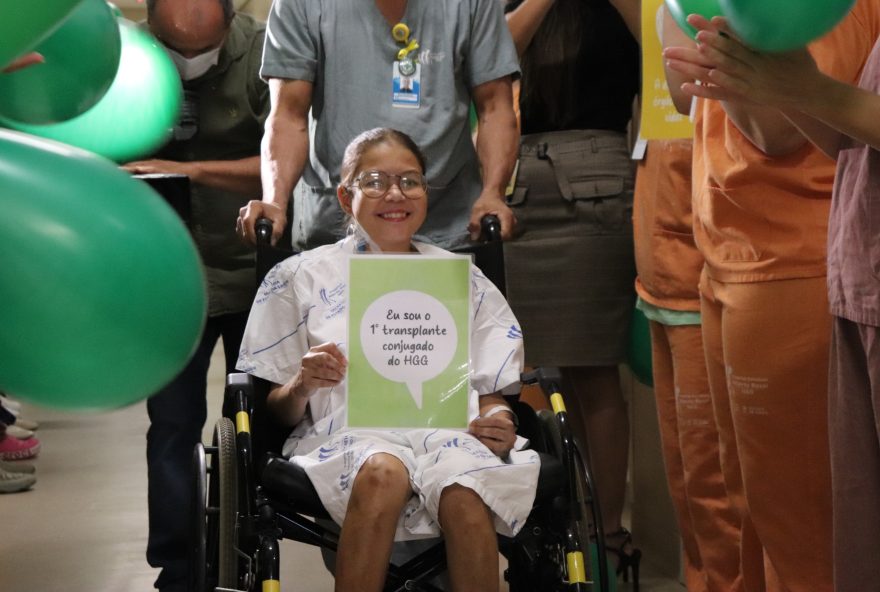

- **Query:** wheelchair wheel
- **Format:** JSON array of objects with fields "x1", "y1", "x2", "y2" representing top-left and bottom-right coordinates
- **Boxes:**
[
  {"x1": 537, "y1": 408, "x2": 610, "y2": 591},
  {"x1": 194, "y1": 418, "x2": 240, "y2": 591},
  {"x1": 192, "y1": 442, "x2": 208, "y2": 592},
  {"x1": 214, "y1": 417, "x2": 239, "y2": 589}
]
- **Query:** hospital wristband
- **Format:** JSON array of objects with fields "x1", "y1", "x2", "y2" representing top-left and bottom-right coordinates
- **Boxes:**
[{"x1": 482, "y1": 404, "x2": 518, "y2": 428}]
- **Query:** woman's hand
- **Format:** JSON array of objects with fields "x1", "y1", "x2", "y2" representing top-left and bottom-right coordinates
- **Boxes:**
[
  {"x1": 294, "y1": 342, "x2": 348, "y2": 396},
  {"x1": 469, "y1": 411, "x2": 517, "y2": 459},
  {"x1": 664, "y1": 15, "x2": 819, "y2": 109}
]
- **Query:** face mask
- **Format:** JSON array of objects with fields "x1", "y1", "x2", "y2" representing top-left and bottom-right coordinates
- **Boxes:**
[{"x1": 167, "y1": 46, "x2": 221, "y2": 81}]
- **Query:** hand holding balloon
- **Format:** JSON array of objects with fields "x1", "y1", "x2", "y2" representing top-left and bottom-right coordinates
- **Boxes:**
[{"x1": 664, "y1": 15, "x2": 820, "y2": 108}]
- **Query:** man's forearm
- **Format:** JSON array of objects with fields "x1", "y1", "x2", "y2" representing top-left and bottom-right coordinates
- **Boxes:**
[
  {"x1": 476, "y1": 95, "x2": 518, "y2": 197},
  {"x1": 261, "y1": 111, "x2": 310, "y2": 208},
  {"x1": 188, "y1": 156, "x2": 262, "y2": 195}
]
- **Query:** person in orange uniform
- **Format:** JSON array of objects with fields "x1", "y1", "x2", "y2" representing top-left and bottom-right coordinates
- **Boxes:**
[
  {"x1": 661, "y1": 3, "x2": 880, "y2": 591},
  {"x1": 633, "y1": 138, "x2": 741, "y2": 592},
  {"x1": 665, "y1": 10, "x2": 880, "y2": 591}
]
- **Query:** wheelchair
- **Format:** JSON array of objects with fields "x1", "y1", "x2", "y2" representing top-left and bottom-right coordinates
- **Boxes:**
[{"x1": 191, "y1": 217, "x2": 612, "y2": 592}]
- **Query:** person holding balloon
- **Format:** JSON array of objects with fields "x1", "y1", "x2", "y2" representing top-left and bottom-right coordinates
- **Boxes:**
[
  {"x1": 665, "y1": 13, "x2": 880, "y2": 591},
  {"x1": 123, "y1": 1, "x2": 270, "y2": 591},
  {"x1": 662, "y1": 1, "x2": 880, "y2": 591}
]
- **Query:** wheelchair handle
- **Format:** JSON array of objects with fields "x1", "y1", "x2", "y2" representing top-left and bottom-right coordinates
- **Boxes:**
[
  {"x1": 255, "y1": 217, "x2": 273, "y2": 247},
  {"x1": 480, "y1": 214, "x2": 502, "y2": 243}
]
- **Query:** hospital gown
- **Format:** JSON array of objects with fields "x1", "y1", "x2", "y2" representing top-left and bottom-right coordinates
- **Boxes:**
[{"x1": 237, "y1": 236, "x2": 539, "y2": 539}]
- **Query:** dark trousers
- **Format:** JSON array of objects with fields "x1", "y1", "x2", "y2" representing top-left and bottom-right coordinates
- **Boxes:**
[
  {"x1": 146, "y1": 312, "x2": 248, "y2": 591},
  {"x1": 829, "y1": 316, "x2": 880, "y2": 592}
]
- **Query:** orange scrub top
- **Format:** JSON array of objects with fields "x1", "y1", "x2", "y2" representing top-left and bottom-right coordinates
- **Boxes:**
[
  {"x1": 634, "y1": 139, "x2": 700, "y2": 311},
  {"x1": 692, "y1": 0, "x2": 880, "y2": 283}
]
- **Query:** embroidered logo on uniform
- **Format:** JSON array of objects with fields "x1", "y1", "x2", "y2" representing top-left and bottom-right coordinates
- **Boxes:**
[
  {"x1": 507, "y1": 325, "x2": 523, "y2": 339},
  {"x1": 418, "y1": 49, "x2": 445, "y2": 64}
]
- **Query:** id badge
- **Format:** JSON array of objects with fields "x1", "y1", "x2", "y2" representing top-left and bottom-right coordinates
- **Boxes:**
[{"x1": 392, "y1": 60, "x2": 421, "y2": 109}]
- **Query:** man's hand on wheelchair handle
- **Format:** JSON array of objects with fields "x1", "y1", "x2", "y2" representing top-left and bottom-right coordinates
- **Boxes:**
[
  {"x1": 468, "y1": 190, "x2": 516, "y2": 242},
  {"x1": 469, "y1": 413, "x2": 517, "y2": 459},
  {"x1": 238, "y1": 200, "x2": 287, "y2": 246}
]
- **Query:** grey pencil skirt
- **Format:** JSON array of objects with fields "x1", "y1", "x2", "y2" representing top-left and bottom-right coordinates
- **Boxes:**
[{"x1": 504, "y1": 129, "x2": 637, "y2": 367}]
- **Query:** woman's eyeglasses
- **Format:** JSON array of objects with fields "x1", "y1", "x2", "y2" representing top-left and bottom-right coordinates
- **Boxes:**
[{"x1": 349, "y1": 170, "x2": 428, "y2": 199}]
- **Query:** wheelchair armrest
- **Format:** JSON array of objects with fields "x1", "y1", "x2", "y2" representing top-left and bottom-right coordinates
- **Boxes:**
[
  {"x1": 225, "y1": 372, "x2": 254, "y2": 396},
  {"x1": 223, "y1": 372, "x2": 254, "y2": 419}
]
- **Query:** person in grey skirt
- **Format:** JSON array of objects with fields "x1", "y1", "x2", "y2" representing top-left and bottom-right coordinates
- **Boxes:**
[{"x1": 503, "y1": 0, "x2": 641, "y2": 585}]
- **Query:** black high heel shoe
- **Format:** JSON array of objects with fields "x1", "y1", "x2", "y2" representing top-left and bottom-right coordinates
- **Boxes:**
[{"x1": 605, "y1": 527, "x2": 641, "y2": 591}]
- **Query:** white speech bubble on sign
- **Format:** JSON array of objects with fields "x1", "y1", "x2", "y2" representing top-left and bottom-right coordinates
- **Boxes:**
[{"x1": 360, "y1": 290, "x2": 458, "y2": 409}]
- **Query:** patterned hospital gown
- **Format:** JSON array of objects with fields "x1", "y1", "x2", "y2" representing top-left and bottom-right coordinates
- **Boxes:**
[{"x1": 236, "y1": 236, "x2": 539, "y2": 540}]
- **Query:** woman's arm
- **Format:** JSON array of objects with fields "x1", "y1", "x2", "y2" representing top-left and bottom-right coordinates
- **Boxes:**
[
  {"x1": 661, "y1": 5, "x2": 699, "y2": 116},
  {"x1": 469, "y1": 393, "x2": 517, "y2": 458},
  {"x1": 664, "y1": 16, "x2": 809, "y2": 155},
  {"x1": 267, "y1": 342, "x2": 348, "y2": 427},
  {"x1": 609, "y1": 0, "x2": 640, "y2": 42},
  {"x1": 664, "y1": 17, "x2": 862, "y2": 157},
  {"x1": 504, "y1": 0, "x2": 556, "y2": 57}
]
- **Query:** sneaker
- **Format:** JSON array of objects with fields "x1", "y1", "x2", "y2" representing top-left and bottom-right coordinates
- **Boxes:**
[
  {"x1": 0, "y1": 467, "x2": 36, "y2": 493},
  {"x1": 14, "y1": 417, "x2": 39, "y2": 431},
  {"x1": 0, "y1": 460, "x2": 35, "y2": 474},
  {"x1": 1, "y1": 398, "x2": 21, "y2": 412},
  {"x1": 0, "y1": 435, "x2": 40, "y2": 460},
  {"x1": 6, "y1": 425, "x2": 34, "y2": 439}
]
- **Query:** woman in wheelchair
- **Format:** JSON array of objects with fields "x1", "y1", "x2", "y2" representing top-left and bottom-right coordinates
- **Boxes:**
[{"x1": 235, "y1": 128, "x2": 540, "y2": 592}]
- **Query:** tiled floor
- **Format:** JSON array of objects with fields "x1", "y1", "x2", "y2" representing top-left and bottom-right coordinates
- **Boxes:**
[{"x1": 1, "y1": 344, "x2": 684, "y2": 592}]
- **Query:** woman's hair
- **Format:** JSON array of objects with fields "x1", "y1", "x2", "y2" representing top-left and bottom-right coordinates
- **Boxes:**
[
  {"x1": 339, "y1": 128, "x2": 428, "y2": 188},
  {"x1": 518, "y1": 0, "x2": 589, "y2": 129}
]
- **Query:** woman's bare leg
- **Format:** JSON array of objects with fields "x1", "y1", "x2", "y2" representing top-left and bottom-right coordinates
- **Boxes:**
[
  {"x1": 335, "y1": 453, "x2": 412, "y2": 592},
  {"x1": 439, "y1": 483, "x2": 499, "y2": 592}
]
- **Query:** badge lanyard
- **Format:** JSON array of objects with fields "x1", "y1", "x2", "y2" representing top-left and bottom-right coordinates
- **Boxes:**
[{"x1": 391, "y1": 22, "x2": 421, "y2": 108}]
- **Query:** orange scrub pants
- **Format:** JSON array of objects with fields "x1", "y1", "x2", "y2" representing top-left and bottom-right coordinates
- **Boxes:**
[
  {"x1": 700, "y1": 271, "x2": 832, "y2": 592},
  {"x1": 650, "y1": 321, "x2": 743, "y2": 592}
]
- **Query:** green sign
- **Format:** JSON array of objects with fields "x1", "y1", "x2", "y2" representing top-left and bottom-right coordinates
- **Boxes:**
[{"x1": 346, "y1": 255, "x2": 471, "y2": 429}]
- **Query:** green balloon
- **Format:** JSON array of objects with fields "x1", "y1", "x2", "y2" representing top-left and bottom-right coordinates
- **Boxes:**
[
  {"x1": 1, "y1": 20, "x2": 181, "y2": 163},
  {"x1": 0, "y1": 130, "x2": 206, "y2": 410},
  {"x1": 107, "y1": 2, "x2": 123, "y2": 18},
  {"x1": 665, "y1": 0, "x2": 726, "y2": 39},
  {"x1": 626, "y1": 307, "x2": 654, "y2": 387},
  {"x1": 0, "y1": 0, "x2": 121, "y2": 124},
  {"x1": 0, "y1": 0, "x2": 83, "y2": 69},
  {"x1": 720, "y1": 0, "x2": 855, "y2": 52}
]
